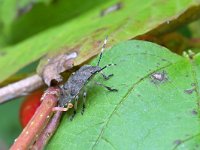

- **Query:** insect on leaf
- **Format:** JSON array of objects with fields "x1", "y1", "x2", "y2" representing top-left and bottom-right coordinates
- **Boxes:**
[{"x1": 47, "y1": 40, "x2": 200, "y2": 149}]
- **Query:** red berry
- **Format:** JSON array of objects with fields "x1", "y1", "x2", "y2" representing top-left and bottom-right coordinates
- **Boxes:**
[{"x1": 19, "y1": 90, "x2": 43, "y2": 128}]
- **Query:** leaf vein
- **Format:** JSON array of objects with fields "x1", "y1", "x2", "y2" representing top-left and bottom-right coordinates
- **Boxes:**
[{"x1": 91, "y1": 61, "x2": 177, "y2": 149}]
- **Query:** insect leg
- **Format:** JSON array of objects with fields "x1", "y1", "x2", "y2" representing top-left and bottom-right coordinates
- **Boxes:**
[
  {"x1": 101, "y1": 72, "x2": 113, "y2": 80},
  {"x1": 95, "y1": 82, "x2": 118, "y2": 92},
  {"x1": 81, "y1": 91, "x2": 87, "y2": 115},
  {"x1": 70, "y1": 96, "x2": 79, "y2": 121}
]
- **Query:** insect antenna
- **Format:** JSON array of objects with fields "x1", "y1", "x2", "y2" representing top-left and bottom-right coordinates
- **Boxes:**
[
  {"x1": 97, "y1": 36, "x2": 108, "y2": 66},
  {"x1": 99, "y1": 63, "x2": 116, "y2": 71}
]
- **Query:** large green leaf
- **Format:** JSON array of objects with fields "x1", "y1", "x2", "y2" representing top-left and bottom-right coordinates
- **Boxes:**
[
  {"x1": 0, "y1": 0, "x2": 104, "y2": 44},
  {"x1": 0, "y1": 0, "x2": 200, "y2": 84},
  {"x1": 47, "y1": 40, "x2": 200, "y2": 149}
]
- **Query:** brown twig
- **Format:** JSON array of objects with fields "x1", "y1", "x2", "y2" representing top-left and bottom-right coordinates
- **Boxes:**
[
  {"x1": 32, "y1": 103, "x2": 73, "y2": 150},
  {"x1": 10, "y1": 87, "x2": 61, "y2": 150},
  {"x1": 32, "y1": 111, "x2": 63, "y2": 150},
  {"x1": 0, "y1": 74, "x2": 44, "y2": 104},
  {"x1": 3, "y1": 52, "x2": 77, "y2": 149}
]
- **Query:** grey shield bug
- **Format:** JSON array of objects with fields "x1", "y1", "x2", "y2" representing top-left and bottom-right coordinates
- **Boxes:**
[{"x1": 58, "y1": 37, "x2": 118, "y2": 120}]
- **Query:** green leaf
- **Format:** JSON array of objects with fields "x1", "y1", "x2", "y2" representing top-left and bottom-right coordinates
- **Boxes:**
[
  {"x1": 47, "y1": 40, "x2": 200, "y2": 149},
  {"x1": 0, "y1": 98, "x2": 23, "y2": 149},
  {"x1": 0, "y1": 0, "x2": 200, "y2": 84}
]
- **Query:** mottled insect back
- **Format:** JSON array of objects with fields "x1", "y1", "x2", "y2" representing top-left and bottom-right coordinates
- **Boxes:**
[
  {"x1": 59, "y1": 65, "x2": 101, "y2": 107},
  {"x1": 64, "y1": 66, "x2": 101, "y2": 96},
  {"x1": 58, "y1": 37, "x2": 117, "y2": 120}
]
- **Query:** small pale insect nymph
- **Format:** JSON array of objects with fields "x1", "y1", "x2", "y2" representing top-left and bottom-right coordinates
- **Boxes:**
[{"x1": 150, "y1": 70, "x2": 168, "y2": 84}]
